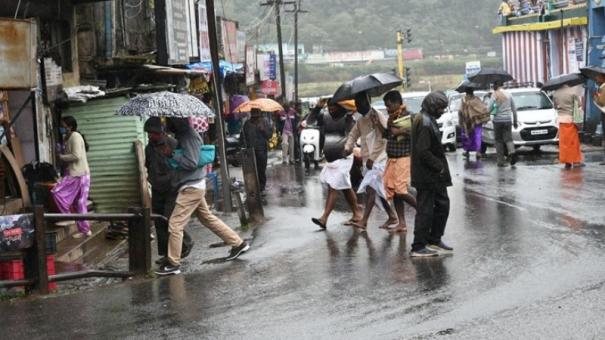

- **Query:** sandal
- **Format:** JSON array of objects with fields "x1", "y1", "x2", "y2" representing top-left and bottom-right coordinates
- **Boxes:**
[{"x1": 311, "y1": 218, "x2": 327, "y2": 229}]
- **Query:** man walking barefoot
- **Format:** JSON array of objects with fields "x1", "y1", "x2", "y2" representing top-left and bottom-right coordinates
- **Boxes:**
[{"x1": 382, "y1": 91, "x2": 417, "y2": 233}]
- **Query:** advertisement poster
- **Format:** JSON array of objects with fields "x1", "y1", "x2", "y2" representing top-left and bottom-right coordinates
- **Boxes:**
[
  {"x1": 237, "y1": 31, "x2": 246, "y2": 63},
  {"x1": 198, "y1": 3, "x2": 211, "y2": 61},
  {"x1": 221, "y1": 18, "x2": 239, "y2": 63},
  {"x1": 246, "y1": 46, "x2": 257, "y2": 86}
]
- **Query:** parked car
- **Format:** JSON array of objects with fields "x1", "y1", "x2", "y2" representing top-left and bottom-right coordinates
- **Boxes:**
[
  {"x1": 481, "y1": 88, "x2": 559, "y2": 152},
  {"x1": 372, "y1": 91, "x2": 456, "y2": 151}
]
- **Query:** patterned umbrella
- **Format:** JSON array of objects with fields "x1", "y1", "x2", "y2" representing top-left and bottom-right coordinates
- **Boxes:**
[{"x1": 116, "y1": 91, "x2": 214, "y2": 117}]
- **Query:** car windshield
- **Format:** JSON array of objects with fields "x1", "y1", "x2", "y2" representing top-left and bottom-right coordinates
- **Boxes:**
[
  {"x1": 512, "y1": 92, "x2": 553, "y2": 111},
  {"x1": 402, "y1": 97, "x2": 424, "y2": 113}
]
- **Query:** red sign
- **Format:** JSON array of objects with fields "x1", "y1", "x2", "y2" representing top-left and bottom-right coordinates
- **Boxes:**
[{"x1": 260, "y1": 80, "x2": 280, "y2": 96}]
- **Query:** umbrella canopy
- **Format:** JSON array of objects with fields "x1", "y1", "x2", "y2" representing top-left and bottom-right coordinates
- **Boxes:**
[
  {"x1": 233, "y1": 98, "x2": 284, "y2": 113},
  {"x1": 116, "y1": 91, "x2": 214, "y2": 118},
  {"x1": 468, "y1": 68, "x2": 514, "y2": 86},
  {"x1": 455, "y1": 80, "x2": 486, "y2": 93},
  {"x1": 331, "y1": 73, "x2": 403, "y2": 102},
  {"x1": 542, "y1": 73, "x2": 586, "y2": 92},
  {"x1": 580, "y1": 66, "x2": 605, "y2": 81}
]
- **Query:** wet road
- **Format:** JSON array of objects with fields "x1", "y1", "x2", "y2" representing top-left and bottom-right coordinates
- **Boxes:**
[{"x1": 2, "y1": 148, "x2": 605, "y2": 339}]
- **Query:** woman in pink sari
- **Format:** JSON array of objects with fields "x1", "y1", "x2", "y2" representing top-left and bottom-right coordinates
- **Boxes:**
[{"x1": 52, "y1": 116, "x2": 91, "y2": 238}]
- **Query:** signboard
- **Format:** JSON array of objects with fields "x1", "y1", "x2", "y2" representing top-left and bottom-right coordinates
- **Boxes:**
[
  {"x1": 269, "y1": 53, "x2": 277, "y2": 80},
  {"x1": 575, "y1": 40, "x2": 584, "y2": 62},
  {"x1": 186, "y1": 0, "x2": 198, "y2": 58},
  {"x1": 0, "y1": 214, "x2": 34, "y2": 253},
  {"x1": 0, "y1": 19, "x2": 37, "y2": 89},
  {"x1": 568, "y1": 39, "x2": 578, "y2": 72},
  {"x1": 260, "y1": 80, "x2": 279, "y2": 96},
  {"x1": 220, "y1": 18, "x2": 238, "y2": 63},
  {"x1": 246, "y1": 46, "x2": 257, "y2": 86},
  {"x1": 198, "y1": 3, "x2": 211, "y2": 61},
  {"x1": 44, "y1": 58, "x2": 63, "y2": 102},
  {"x1": 465, "y1": 61, "x2": 482, "y2": 78},
  {"x1": 237, "y1": 31, "x2": 246, "y2": 63},
  {"x1": 165, "y1": 0, "x2": 190, "y2": 65}
]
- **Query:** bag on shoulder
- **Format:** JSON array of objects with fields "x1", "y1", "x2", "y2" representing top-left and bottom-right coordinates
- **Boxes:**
[{"x1": 169, "y1": 144, "x2": 216, "y2": 170}]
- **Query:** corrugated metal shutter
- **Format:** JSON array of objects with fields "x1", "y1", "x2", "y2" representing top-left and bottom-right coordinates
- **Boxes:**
[{"x1": 64, "y1": 96, "x2": 146, "y2": 212}]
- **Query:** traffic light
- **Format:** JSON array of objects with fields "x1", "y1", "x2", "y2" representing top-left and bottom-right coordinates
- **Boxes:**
[
  {"x1": 406, "y1": 28, "x2": 412, "y2": 43},
  {"x1": 405, "y1": 67, "x2": 412, "y2": 86}
]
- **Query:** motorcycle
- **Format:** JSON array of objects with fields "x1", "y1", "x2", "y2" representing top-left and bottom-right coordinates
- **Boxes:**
[
  {"x1": 225, "y1": 133, "x2": 241, "y2": 167},
  {"x1": 299, "y1": 123, "x2": 322, "y2": 172}
]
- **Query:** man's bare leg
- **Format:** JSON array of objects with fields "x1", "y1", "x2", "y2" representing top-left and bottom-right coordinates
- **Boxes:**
[
  {"x1": 312, "y1": 187, "x2": 338, "y2": 229},
  {"x1": 342, "y1": 189, "x2": 362, "y2": 223},
  {"x1": 379, "y1": 196, "x2": 398, "y2": 229}
]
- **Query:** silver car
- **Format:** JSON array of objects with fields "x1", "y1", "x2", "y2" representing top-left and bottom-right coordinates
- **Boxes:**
[{"x1": 481, "y1": 88, "x2": 559, "y2": 152}]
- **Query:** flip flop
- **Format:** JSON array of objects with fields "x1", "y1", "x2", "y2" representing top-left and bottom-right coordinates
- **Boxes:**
[
  {"x1": 343, "y1": 219, "x2": 360, "y2": 226},
  {"x1": 350, "y1": 221, "x2": 367, "y2": 230},
  {"x1": 312, "y1": 218, "x2": 327, "y2": 229}
]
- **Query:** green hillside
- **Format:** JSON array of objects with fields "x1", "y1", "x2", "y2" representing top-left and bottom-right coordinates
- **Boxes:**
[{"x1": 218, "y1": 0, "x2": 502, "y2": 54}]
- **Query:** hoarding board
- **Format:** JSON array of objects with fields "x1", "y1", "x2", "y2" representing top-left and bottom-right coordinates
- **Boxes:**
[{"x1": 0, "y1": 19, "x2": 37, "y2": 89}]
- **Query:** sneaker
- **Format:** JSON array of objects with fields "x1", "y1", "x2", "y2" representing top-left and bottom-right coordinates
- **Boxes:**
[
  {"x1": 510, "y1": 153, "x2": 518, "y2": 166},
  {"x1": 181, "y1": 241, "x2": 194, "y2": 259},
  {"x1": 410, "y1": 247, "x2": 439, "y2": 257},
  {"x1": 226, "y1": 241, "x2": 250, "y2": 261},
  {"x1": 155, "y1": 257, "x2": 168, "y2": 265},
  {"x1": 155, "y1": 264, "x2": 181, "y2": 276},
  {"x1": 427, "y1": 241, "x2": 454, "y2": 254}
]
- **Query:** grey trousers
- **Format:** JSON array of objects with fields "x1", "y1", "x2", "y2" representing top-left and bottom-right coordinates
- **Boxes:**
[{"x1": 494, "y1": 121, "x2": 515, "y2": 164}]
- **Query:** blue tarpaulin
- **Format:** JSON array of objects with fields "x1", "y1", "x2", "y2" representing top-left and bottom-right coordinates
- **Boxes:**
[{"x1": 187, "y1": 60, "x2": 244, "y2": 77}]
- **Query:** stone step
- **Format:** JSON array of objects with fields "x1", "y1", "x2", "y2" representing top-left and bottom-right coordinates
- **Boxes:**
[{"x1": 56, "y1": 223, "x2": 109, "y2": 263}]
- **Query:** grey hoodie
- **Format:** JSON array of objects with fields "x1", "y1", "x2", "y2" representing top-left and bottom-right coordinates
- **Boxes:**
[{"x1": 169, "y1": 121, "x2": 206, "y2": 190}]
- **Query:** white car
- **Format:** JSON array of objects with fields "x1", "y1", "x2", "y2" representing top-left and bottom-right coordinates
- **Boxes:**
[
  {"x1": 481, "y1": 88, "x2": 559, "y2": 151},
  {"x1": 403, "y1": 92, "x2": 457, "y2": 151}
]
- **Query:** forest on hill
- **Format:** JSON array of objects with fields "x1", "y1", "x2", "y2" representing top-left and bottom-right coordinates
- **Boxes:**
[{"x1": 218, "y1": 0, "x2": 502, "y2": 55}]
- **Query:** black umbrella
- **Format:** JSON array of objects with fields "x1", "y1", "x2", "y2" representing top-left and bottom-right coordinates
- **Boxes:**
[
  {"x1": 455, "y1": 80, "x2": 486, "y2": 93},
  {"x1": 580, "y1": 66, "x2": 605, "y2": 81},
  {"x1": 541, "y1": 73, "x2": 586, "y2": 91},
  {"x1": 332, "y1": 73, "x2": 403, "y2": 102},
  {"x1": 468, "y1": 68, "x2": 514, "y2": 86}
]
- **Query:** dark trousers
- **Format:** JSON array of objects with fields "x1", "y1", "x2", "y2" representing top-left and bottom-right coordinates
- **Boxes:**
[
  {"x1": 494, "y1": 121, "x2": 515, "y2": 164},
  {"x1": 412, "y1": 186, "x2": 450, "y2": 251},
  {"x1": 152, "y1": 190, "x2": 193, "y2": 257},
  {"x1": 255, "y1": 150, "x2": 268, "y2": 191}
]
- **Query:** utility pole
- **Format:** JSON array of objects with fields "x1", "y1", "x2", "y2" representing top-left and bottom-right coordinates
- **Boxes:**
[
  {"x1": 261, "y1": 1, "x2": 289, "y2": 100},
  {"x1": 286, "y1": 1, "x2": 307, "y2": 105},
  {"x1": 396, "y1": 28, "x2": 412, "y2": 90},
  {"x1": 206, "y1": 0, "x2": 232, "y2": 212},
  {"x1": 396, "y1": 30, "x2": 405, "y2": 90}
]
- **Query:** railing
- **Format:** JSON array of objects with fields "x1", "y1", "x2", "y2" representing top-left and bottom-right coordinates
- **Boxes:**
[{"x1": 0, "y1": 206, "x2": 166, "y2": 295}]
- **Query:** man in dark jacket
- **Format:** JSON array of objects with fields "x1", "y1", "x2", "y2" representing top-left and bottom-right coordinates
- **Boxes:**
[
  {"x1": 410, "y1": 91, "x2": 453, "y2": 257},
  {"x1": 144, "y1": 118, "x2": 193, "y2": 265},
  {"x1": 155, "y1": 117, "x2": 249, "y2": 276},
  {"x1": 240, "y1": 108, "x2": 272, "y2": 192}
]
